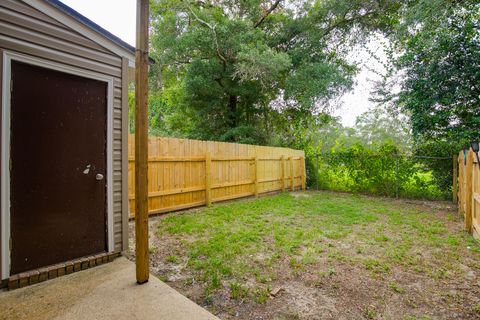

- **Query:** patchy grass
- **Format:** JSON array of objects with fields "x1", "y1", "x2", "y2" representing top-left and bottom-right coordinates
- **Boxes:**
[{"x1": 130, "y1": 191, "x2": 480, "y2": 319}]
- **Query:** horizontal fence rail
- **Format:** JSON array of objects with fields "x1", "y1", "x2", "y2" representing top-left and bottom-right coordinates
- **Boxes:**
[
  {"x1": 457, "y1": 148, "x2": 480, "y2": 239},
  {"x1": 128, "y1": 135, "x2": 306, "y2": 217}
]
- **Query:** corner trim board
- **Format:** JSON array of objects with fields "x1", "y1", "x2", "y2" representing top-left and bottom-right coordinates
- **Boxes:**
[{"x1": 120, "y1": 57, "x2": 129, "y2": 251}]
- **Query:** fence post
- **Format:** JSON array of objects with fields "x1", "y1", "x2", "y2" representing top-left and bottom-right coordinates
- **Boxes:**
[
  {"x1": 205, "y1": 152, "x2": 212, "y2": 206},
  {"x1": 453, "y1": 155, "x2": 458, "y2": 203},
  {"x1": 300, "y1": 156, "x2": 306, "y2": 190},
  {"x1": 458, "y1": 152, "x2": 465, "y2": 215},
  {"x1": 465, "y1": 149, "x2": 473, "y2": 233},
  {"x1": 395, "y1": 156, "x2": 399, "y2": 198},
  {"x1": 281, "y1": 156, "x2": 285, "y2": 192},
  {"x1": 290, "y1": 157, "x2": 294, "y2": 191},
  {"x1": 254, "y1": 156, "x2": 259, "y2": 197}
]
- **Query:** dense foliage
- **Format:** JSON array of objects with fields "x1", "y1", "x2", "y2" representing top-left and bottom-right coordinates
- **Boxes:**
[
  {"x1": 313, "y1": 143, "x2": 449, "y2": 200},
  {"x1": 389, "y1": 0, "x2": 480, "y2": 153},
  {"x1": 145, "y1": 0, "x2": 404, "y2": 144},
  {"x1": 363, "y1": 0, "x2": 480, "y2": 196},
  {"x1": 135, "y1": 0, "x2": 478, "y2": 199},
  {"x1": 303, "y1": 109, "x2": 449, "y2": 200}
]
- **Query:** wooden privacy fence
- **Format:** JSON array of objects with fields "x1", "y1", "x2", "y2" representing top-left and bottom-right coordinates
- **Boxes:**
[
  {"x1": 128, "y1": 135, "x2": 306, "y2": 216},
  {"x1": 456, "y1": 148, "x2": 480, "y2": 239}
]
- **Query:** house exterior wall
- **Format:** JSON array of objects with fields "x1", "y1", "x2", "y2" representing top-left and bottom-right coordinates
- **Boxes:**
[{"x1": 0, "y1": 0, "x2": 128, "y2": 280}]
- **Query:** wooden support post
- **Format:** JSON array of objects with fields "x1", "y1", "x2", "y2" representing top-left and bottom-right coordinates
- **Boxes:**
[
  {"x1": 135, "y1": 0, "x2": 150, "y2": 284},
  {"x1": 465, "y1": 150, "x2": 473, "y2": 233},
  {"x1": 458, "y1": 153, "x2": 464, "y2": 216},
  {"x1": 254, "y1": 156, "x2": 259, "y2": 197},
  {"x1": 453, "y1": 155, "x2": 458, "y2": 203},
  {"x1": 281, "y1": 156, "x2": 285, "y2": 192},
  {"x1": 290, "y1": 157, "x2": 294, "y2": 191},
  {"x1": 205, "y1": 152, "x2": 212, "y2": 206},
  {"x1": 300, "y1": 156, "x2": 306, "y2": 190}
]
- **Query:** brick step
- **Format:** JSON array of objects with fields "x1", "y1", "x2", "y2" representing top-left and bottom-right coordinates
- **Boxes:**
[{"x1": 7, "y1": 252, "x2": 121, "y2": 290}]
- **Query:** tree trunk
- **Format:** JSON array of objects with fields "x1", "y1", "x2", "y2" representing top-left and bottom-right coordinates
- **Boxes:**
[{"x1": 228, "y1": 94, "x2": 238, "y2": 127}]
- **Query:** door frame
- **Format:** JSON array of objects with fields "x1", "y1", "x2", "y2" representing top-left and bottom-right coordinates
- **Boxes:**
[{"x1": 1, "y1": 51, "x2": 114, "y2": 280}]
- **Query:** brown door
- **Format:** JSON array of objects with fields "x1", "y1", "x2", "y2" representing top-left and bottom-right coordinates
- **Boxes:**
[{"x1": 9, "y1": 61, "x2": 108, "y2": 275}]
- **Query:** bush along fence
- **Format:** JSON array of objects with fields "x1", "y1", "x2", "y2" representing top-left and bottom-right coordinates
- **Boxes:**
[
  {"x1": 128, "y1": 135, "x2": 306, "y2": 217},
  {"x1": 309, "y1": 144, "x2": 453, "y2": 200},
  {"x1": 456, "y1": 147, "x2": 480, "y2": 239}
]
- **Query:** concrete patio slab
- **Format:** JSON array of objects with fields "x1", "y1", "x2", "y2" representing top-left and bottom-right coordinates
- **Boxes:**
[{"x1": 0, "y1": 257, "x2": 219, "y2": 320}]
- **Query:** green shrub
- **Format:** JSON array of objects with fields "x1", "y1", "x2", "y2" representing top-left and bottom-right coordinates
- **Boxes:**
[{"x1": 310, "y1": 143, "x2": 450, "y2": 200}]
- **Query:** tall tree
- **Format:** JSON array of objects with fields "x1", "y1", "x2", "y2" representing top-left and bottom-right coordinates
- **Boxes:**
[
  {"x1": 392, "y1": 0, "x2": 480, "y2": 150},
  {"x1": 369, "y1": 0, "x2": 480, "y2": 190},
  {"x1": 148, "y1": 0, "x2": 403, "y2": 144}
]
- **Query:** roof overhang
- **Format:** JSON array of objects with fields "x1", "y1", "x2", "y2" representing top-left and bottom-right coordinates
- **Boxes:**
[{"x1": 23, "y1": 0, "x2": 137, "y2": 65}]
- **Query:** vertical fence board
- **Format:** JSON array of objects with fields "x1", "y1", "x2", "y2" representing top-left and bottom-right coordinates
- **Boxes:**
[
  {"x1": 205, "y1": 152, "x2": 211, "y2": 207},
  {"x1": 458, "y1": 151, "x2": 465, "y2": 216},
  {"x1": 254, "y1": 156, "x2": 259, "y2": 197},
  {"x1": 473, "y1": 153, "x2": 480, "y2": 239},
  {"x1": 465, "y1": 150, "x2": 474, "y2": 233},
  {"x1": 290, "y1": 157, "x2": 294, "y2": 191},
  {"x1": 453, "y1": 155, "x2": 458, "y2": 203}
]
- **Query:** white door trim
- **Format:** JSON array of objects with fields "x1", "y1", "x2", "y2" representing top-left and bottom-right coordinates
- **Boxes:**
[{"x1": 1, "y1": 51, "x2": 114, "y2": 280}]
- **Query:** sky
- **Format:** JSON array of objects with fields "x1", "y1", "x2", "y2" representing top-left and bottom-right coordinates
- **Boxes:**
[
  {"x1": 60, "y1": 0, "x2": 136, "y2": 46},
  {"x1": 334, "y1": 38, "x2": 388, "y2": 127},
  {"x1": 60, "y1": 0, "x2": 381, "y2": 127}
]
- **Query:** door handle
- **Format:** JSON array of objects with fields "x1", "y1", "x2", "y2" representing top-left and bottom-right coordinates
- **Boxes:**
[{"x1": 96, "y1": 174, "x2": 104, "y2": 181}]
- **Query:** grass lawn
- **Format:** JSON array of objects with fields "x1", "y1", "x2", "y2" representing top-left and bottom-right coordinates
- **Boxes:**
[{"x1": 128, "y1": 191, "x2": 480, "y2": 320}]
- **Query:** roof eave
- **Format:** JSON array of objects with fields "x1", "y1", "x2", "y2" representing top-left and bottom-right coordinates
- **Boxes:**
[{"x1": 25, "y1": 0, "x2": 155, "y2": 65}]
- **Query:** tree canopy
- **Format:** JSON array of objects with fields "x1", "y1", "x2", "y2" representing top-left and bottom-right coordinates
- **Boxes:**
[
  {"x1": 390, "y1": 0, "x2": 480, "y2": 152},
  {"x1": 146, "y1": 0, "x2": 404, "y2": 144},
  {"x1": 132, "y1": 0, "x2": 480, "y2": 196}
]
